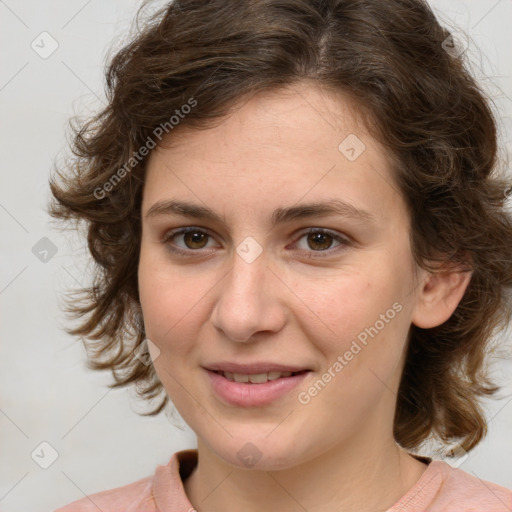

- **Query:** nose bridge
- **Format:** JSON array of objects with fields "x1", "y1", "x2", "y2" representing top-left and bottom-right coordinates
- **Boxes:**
[{"x1": 211, "y1": 246, "x2": 285, "y2": 342}]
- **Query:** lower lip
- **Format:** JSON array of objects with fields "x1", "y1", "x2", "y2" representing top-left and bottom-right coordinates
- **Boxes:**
[{"x1": 205, "y1": 369, "x2": 310, "y2": 407}]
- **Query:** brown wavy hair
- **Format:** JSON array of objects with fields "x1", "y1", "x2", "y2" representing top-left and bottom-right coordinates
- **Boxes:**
[{"x1": 48, "y1": 0, "x2": 512, "y2": 454}]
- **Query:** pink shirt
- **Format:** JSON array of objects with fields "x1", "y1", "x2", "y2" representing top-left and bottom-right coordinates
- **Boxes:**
[{"x1": 55, "y1": 449, "x2": 512, "y2": 511}]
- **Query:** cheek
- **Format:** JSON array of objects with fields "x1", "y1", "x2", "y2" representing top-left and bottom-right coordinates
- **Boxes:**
[
  {"x1": 290, "y1": 267, "x2": 398, "y2": 336},
  {"x1": 138, "y1": 249, "x2": 202, "y2": 350},
  {"x1": 291, "y1": 265, "x2": 410, "y2": 378},
  {"x1": 138, "y1": 261, "x2": 204, "y2": 403}
]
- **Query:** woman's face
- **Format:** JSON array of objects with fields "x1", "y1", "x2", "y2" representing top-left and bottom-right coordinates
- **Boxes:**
[{"x1": 138, "y1": 83, "x2": 424, "y2": 469}]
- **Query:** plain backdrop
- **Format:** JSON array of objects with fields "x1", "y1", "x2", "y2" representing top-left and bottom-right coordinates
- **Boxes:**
[{"x1": 0, "y1": 1, "x2": 511, "y2": 510}]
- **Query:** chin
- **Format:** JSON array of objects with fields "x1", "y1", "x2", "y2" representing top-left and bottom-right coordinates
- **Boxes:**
[{"x1": 207, "y1": 436, "x2": 309, "y2": 472}]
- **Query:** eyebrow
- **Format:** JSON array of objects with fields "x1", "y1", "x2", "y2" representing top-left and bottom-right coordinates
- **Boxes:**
[{"x1": 145, "y1": 199, "x2": 376, "y2": 227}]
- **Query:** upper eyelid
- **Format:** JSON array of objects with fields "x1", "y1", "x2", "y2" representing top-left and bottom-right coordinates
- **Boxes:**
[{"x1": 161, "y1": 226, "x2": 219, "y2": 245}]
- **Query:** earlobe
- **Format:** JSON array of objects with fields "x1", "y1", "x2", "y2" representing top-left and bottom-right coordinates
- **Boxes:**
[{"x1": 411, "y1": 268, "x2": 472, "y2": 329}]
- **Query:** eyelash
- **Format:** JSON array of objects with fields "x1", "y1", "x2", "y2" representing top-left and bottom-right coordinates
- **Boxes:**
[{"x1": 161, "y1": 226, "x2": 351, "y2": 258}]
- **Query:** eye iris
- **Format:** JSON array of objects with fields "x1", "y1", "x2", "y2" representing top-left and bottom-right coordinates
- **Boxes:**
[
  {"x1": 307, "y1": 232, "x2": 332, "y2": 251},
  {"x1": 184, "y1": 231, "x2": 208, "y2": 249}
]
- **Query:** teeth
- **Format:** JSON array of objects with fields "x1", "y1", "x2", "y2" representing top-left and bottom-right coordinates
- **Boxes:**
[{"x1": 221, "y1": 371, "x2": 294, "y2": 383}]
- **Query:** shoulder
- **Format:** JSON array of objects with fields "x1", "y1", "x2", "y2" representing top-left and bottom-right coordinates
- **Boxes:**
[
  {"x1": 53, "y1": 449, "x2": 198, "y2": 512},
  {"x1": 437, "y1": 462, "x2": 512, "y2": 510},
  {"x1": 54, "y1": 474, "x2": 155, "y2": 512},
  {"x1": 389, "y1": 459, "x2": 512, "y2": 512}
]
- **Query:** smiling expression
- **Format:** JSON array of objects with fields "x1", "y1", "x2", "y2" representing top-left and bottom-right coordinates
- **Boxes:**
[{"x1": 138, "y1": 82, "x2": 425, "y2": 469}]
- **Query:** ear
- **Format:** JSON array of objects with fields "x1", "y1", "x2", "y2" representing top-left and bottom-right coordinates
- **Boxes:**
[{"x1": 411, "y1": 267, "x2": 472, "y2": 329}]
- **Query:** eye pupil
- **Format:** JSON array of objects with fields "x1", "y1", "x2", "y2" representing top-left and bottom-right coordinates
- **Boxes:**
[
  {"x1": 184, "y1": 231, "x2": 208, "y2": 249},
  {"x1": 307, "y1": 232, "x2": 332, "y2": 251}
]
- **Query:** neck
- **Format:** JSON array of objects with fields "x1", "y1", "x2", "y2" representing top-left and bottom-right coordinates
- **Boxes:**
[{"x1": 184, "y1": 433, "x2": 427, "y2": 512}]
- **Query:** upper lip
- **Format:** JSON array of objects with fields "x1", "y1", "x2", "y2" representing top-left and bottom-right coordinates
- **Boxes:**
[{"x1": 204, "y1": 362, "x2": 311, "y2": 374}]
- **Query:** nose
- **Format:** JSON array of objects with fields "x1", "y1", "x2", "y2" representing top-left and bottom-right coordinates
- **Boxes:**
[{"x1": 210, "y1": 250, "x2": 287, "y2": 343}]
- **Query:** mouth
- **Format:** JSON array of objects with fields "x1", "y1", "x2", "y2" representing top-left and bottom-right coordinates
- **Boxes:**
[
  {"x1": 204, "y1": 366, "x2": 312, "y2": 407},
  {"x1": 212, "y1": 369, "x2": 310, "y2": 384}
]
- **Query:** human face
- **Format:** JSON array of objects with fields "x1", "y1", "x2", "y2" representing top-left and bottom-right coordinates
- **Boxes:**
[{"x1": 138, "y1": 83, "x2": 421, "y2": 470}]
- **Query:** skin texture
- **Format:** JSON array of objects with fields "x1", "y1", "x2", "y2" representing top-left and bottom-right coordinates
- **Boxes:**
[{"x1": 138, "y1": 82, "x2": 471, "y2": 512}]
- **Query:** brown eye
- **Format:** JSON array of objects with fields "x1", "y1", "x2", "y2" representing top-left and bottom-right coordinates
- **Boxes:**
[
  {"x1": 293, "y1": 228, "x2": 349, "y2": 256},
  {"x1": 163, "y1": 227, "x2": 217, "y2": 255},
  {"x1": 306, "y1": 231, "x2": 335, "y2": 251},
  {"x1": 183, "y1": 230, "x2": 209, "y2": 249}
]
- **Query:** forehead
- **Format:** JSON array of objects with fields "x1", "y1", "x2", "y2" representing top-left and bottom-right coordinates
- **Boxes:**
[
  {"x1": 154, "y1": 83, "x2": 371, "y2": 160},
  {"x1": 142, "y1": 83, "x2": 405, "y2": 226}
]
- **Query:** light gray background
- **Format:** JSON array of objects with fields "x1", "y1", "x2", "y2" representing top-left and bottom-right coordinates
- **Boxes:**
[{"x1": 0, "y1": 1, "x2": 511, "y2": 511}]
